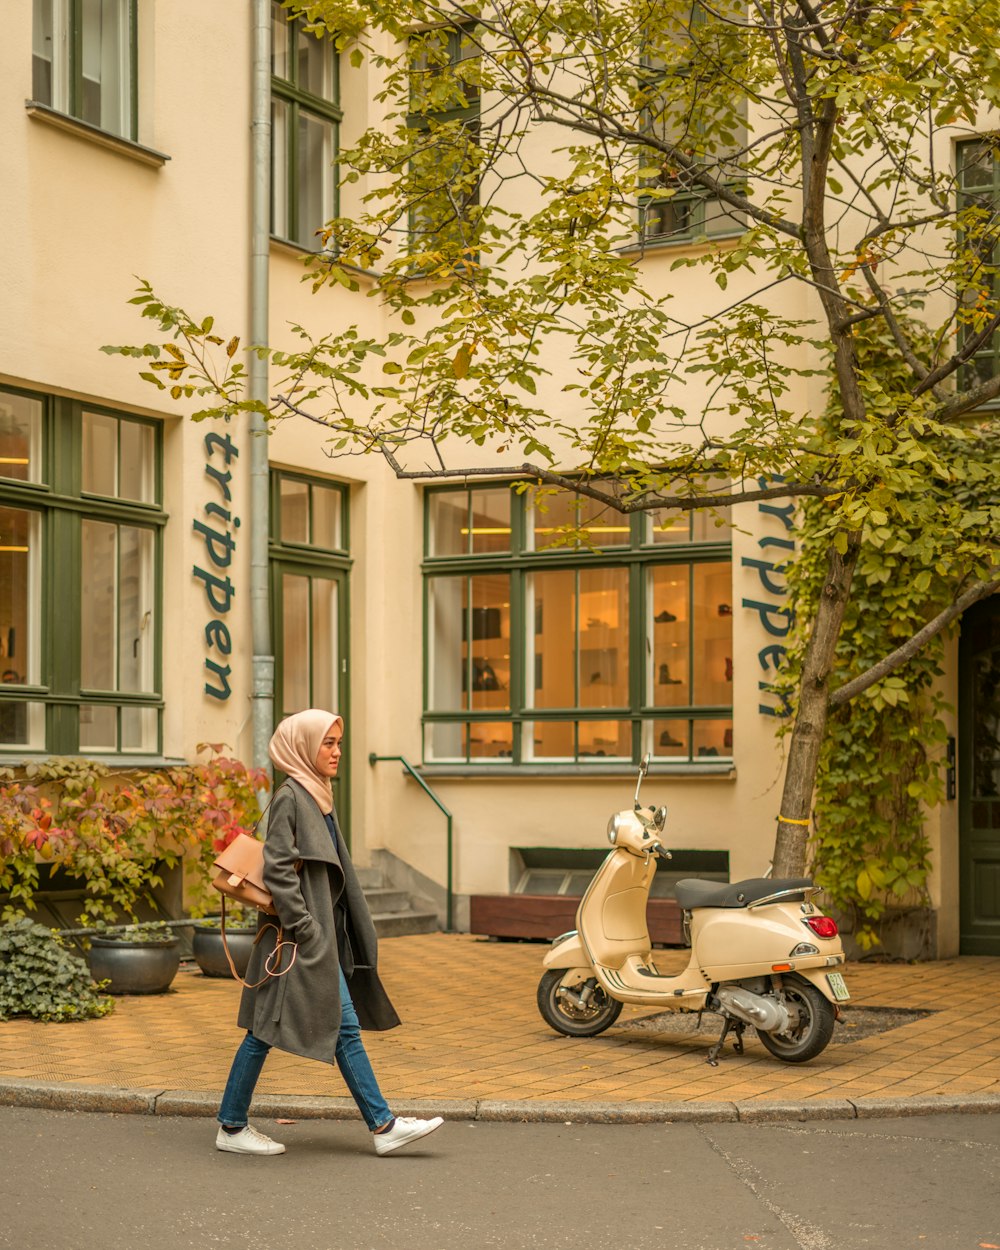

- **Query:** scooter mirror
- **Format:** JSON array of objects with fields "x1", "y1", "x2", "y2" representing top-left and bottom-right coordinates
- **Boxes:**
[{"x1": 633, "y1": 753, "x2": 651, "y2": 810}]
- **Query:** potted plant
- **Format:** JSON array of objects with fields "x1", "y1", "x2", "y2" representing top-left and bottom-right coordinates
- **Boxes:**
[
  {"x1": 0, "y1": 759, "x2": 177, "y2": 927},
  {"x1": 0, "y1": 918, "x2": 114, "y2": 1021},
  {"x1": 159, "y1": 746, "x2": 267, "y2": 978},
  {"x1": 191, "y1": 901, "x2": 260, "y2": 978},
  {"x1": 87, "y1": 921, "x2": 181, "y2": 995},
  {"x1": 0, "y1": 748, "x2": 268, "y2": 985}
]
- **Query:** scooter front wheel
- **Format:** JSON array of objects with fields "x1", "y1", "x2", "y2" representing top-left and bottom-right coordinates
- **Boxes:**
[
  {"x1": 537, "y1": 969, "x2": 623, "y2": 1037},
  {"x1": 756, "y1": 976, "x2": 836, "y2": 1063}
]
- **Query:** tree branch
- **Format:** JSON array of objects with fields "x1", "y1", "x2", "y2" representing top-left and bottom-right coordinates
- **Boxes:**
[
  {"x1": 829, "y1": 577, "x2": 1000, "y2": 707},
  {"x1": 373, "y1": 443, "x2": 837, "y2": 509}
]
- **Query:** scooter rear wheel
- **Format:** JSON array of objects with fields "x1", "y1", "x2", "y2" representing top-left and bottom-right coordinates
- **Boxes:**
[
  {"x1": 756, "y1": 976, "x2": 836, "y2": 1063},
  {"x1": 537, "y1": 969, "x2": 623, "y2": 1037}
]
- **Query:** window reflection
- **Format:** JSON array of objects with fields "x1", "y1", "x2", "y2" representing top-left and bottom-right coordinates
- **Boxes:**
[
  {"x1": 530, "y1": 486, "x2": 630, "y2": 549},
  {"x1": 0, "y1": 391, "x2": 41, "y2": 484},
  {"x1": 693, "y1": 562, "x2": 733, "y2": 705},
  {"x1": 467, "y1": 574, "x2": 510, "y2": 712},
  {"x1": 649, "y1": 567, "x2": 690, "y2": 706},
  {"x1": 528, "y1": 567, "x2": 629, "y2": 711},
  {"x1": 0, "y1": 508, "x2": 40, "y2": 689}
]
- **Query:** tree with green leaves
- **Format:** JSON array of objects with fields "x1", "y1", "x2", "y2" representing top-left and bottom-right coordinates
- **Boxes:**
[{"x1": 109, "y1": 0, "x2": 1000, "y2": 880}]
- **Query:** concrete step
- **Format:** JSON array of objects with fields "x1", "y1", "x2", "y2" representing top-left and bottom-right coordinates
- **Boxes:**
[
  {"x1": 363, "y1": 887, "x2": 413, "y2": 913},
  {"x1": 355, "y1": 866, "x2": 385, "y2": 890},
  {"x1": 372, "y1": 909, "x2": 440, "y2": 938}
]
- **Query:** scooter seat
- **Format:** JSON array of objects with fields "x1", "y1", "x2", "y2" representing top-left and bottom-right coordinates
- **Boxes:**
[{"x1": 673, "y1": 876, "x2": 814, "y2": 909}]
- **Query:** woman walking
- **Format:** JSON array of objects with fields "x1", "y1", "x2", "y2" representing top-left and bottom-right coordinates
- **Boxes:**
[{"x1": 215, "y1": 708, "x2": 443, "y2": 1157}]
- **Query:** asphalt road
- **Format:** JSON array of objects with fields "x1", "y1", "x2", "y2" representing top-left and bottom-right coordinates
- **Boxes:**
[{"x1": 1, "y1": 1107, "x2": 997, "y2": 1250}]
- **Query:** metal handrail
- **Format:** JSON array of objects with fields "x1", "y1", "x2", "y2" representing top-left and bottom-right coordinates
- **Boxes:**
[{"x1": 368, "y1": 753, "x2": 454, "y2": 932}]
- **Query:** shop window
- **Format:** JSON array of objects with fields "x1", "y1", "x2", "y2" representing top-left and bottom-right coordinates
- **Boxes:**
[
  {"x1": 957, "y1": 139, "x2": 1000, "y2": 387},
  {"x1": 271, "y1": 0, "x2": 340, "y2": 248},
  {"x1": 0, "y1": 387, "x2": 162, "y2": 756},
  {"x1": 32, "y1": 0, "x2": 137, "y2": 140},
  {"x1": 423, "y1": 482, "x2": 733, "y2": 767}
]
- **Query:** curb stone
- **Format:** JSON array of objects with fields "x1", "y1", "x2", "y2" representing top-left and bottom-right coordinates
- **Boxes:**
[
  {"x1": 849, "y1": 1092, "x2": 1000, "y2": 1118},
  {"x1": 475, "y1": 1099, "x2": 739, "y2": 1124},
  {"x1": 1, "y1": 1080, "x2": 998, "y2": 1124},
  {"x1": 734, "y1": 1098, "x2": 857, "y2": 1123},
  {"x1": 0, "y1": 1077, "x2": 159, "y2": 1115}
]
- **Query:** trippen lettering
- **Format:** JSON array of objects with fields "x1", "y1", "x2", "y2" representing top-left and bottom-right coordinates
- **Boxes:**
[
  {"x1": 195, "y1": 432, "x2": 240, "y2": 701},
  {"x1": 743, "y1": 478, "x2": 794, "y2": 717}
]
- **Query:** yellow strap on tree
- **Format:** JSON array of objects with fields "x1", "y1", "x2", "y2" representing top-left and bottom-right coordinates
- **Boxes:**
[{"x1": 777, "y1": 815, "x2": 811, "y2": 826}]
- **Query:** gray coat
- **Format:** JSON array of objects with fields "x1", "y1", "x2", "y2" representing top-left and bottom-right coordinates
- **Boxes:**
[{"x1": 236, "y1": 779, "x2": 400, "y2": 1062}]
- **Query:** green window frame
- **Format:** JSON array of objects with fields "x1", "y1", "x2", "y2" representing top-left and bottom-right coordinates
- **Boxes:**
[
  {"x1": 957, "y1": 139, "x2": 1000, "y2": 390},
  {"x1": 0, "y1": 386, "x2": 163, "y2": 757},
  {"x1": 31, "y1": 0, "x2": 138, "y2": 141},
  {"x1": 637, "y1": 0, "x2": 747, "y2": 247},
  {"x1": 268, "y1": 469, "x2": 350, "y2": 721},
  {"x1": 271, "y1": 0, "x2": 341, "y2": 249},
  {"x1": 406, "y1": 24, "x2": 481, "y2": 254},
  {"x1": 423, "y1": 483, "x2": 734, "y2": 768},
  {"x1": 269, "y1": 469, "x2": 351, "y2": 832}
]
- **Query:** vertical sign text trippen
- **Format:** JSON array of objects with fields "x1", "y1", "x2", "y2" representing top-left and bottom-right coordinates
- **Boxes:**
[{"x1": 193, "y1": 431, "x2": 240, "y2": 700}]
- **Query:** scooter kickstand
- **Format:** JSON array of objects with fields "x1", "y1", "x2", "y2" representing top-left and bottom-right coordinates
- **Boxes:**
[
  {"x1": 732, "y1": 1022, "x2": 746, "y2": 1056},
  {"x1": 706, "y1": 1016, "x2": 733, "y2": 1067}
]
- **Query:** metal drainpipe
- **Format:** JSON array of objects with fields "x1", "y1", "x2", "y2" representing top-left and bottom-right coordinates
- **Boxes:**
[{"x1": 249, "y1": 0, "x2": 274, "y2": 781}]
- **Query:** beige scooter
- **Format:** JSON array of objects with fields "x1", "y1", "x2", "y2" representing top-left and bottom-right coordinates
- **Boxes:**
[{"x1": 537, "y1": 757, "x2": 849, "y2": 1065}]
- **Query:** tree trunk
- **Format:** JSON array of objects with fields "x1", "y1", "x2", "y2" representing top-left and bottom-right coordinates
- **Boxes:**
[{"x1": 771, "y1": 532, "x2": 862, "y2": 878}]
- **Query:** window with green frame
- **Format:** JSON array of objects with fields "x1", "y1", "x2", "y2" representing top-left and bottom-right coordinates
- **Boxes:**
[
  {"x1": 407, "y1": 24, "x2": 480, "y2": 253},
  {"x1": 0, "y1": 387, "x2": 162, "y2": 756},
  {"x1": 269, "y1": 470, "x2": 348, "y2": 722},
  {"x1": 271, "y1": 0, "x2": 340, "y2": 249},
  {"x1": 32, "y1": 0, "x2": 137, "y2": 140},
  {"x1": 957, "y1": 139, "x2": 1000, "y2": 388},
  {"x1": 423, "y1": 483, "x2": 733, "y2": 766},
  {"x1": 637, "y1": 0, "x2": 747, "y2": 246}
]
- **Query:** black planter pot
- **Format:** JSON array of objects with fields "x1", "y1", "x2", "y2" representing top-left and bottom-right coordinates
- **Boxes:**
[
  {"x1": 88, "y1": 937, "x2": 181, "y2": 995},
  {"x1": 191, "y1": 923, "x2": 258, "y2": 978}
]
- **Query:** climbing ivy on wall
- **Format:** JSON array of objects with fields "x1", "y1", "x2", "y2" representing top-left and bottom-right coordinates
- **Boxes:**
[
  {"x1": 781, "y1": 513, "x2": 948, "y2": 950},
  {"x1": 776, "y1": 316, "x2": 996, "y2": 952}
]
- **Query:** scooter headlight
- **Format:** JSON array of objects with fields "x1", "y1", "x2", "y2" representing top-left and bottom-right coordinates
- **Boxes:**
[{"x1": 607, "y1": 814, "x2": 621, "y2": 845}]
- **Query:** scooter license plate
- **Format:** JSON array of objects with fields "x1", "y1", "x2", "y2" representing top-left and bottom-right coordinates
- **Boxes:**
[{"x1": 826, "y1": 972, "x2": 850, "y2": 1002}]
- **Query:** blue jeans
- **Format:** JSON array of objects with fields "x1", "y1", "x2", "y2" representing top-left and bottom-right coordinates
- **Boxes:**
[{"x1": 217, "y1": 966, "x2": 394, "y2": 1132}]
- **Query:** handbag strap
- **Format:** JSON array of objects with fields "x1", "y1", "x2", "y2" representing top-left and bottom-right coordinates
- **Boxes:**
[
  {"x1": 249, "y1": 779, "x2": 291, "y2": 843},
  {"x1": 220, "y1": 893, "x2": 298, "y2": 989}
]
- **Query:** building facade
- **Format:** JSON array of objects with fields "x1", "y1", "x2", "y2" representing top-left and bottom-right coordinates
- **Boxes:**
[{"x1": 1, "y1": 2, "x2": 996, "y2": 956}]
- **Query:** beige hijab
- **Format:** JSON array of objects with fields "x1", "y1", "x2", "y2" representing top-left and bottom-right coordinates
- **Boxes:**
[{"x1": 268, "y1": 709, "x2": 343, "y2": 815}]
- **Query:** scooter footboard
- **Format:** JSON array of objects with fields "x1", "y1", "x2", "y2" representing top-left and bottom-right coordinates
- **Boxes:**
[{"x1": 542, "y1": 931, "x2": 589, "y2": 971}]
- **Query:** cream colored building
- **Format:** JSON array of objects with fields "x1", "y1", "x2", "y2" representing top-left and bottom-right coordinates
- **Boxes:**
[{"x1": 0, "y1": 2, "x2": 995, "y2": 957}]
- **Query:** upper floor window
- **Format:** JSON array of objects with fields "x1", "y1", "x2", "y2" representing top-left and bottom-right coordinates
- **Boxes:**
[
  {"x1": 407, "y1": 24, "x2": 480, "y2": 255},
  {"x1": 637, "y1": 0, "x2": 747, "y2": 246},
  {"x1": 957, "y1": 139, "x2": 1000, "y2": 388},
  {"x1": 32, "y1": 0, "x2": 137, "y2": 140},
  {"x1": 0, "y1": 388, "x2": 163, "y2": 757},
  {"x1": 271, "y1": 1, "x2": 340, "y2": 249},
  {"x1": 423, "y1": 483, "x2": 733, "y2": 768}
]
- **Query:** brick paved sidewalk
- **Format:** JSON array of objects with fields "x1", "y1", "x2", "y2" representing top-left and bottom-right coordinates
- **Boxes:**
[{"x1": 1, "y1": 934, "x2": 999, "y2": 1114}]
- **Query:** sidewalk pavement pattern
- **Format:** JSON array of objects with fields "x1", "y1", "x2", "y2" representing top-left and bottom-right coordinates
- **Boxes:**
[{"x1": 1, "y1": 934, "x2": 999, "y2": 1124}]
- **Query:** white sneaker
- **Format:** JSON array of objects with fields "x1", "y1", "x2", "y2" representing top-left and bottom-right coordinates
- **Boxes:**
[
  {"x1": 373, "y1": 1116, "x2": 444, "y2": 1156},
  {"x1": 215, "y1": 1124, "x2": 286, "y2": 1155}
]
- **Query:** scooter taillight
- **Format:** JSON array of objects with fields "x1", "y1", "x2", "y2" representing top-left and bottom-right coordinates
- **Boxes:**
[{"x1": 804, "y1": 915, "x2": 838, "y2": 939}]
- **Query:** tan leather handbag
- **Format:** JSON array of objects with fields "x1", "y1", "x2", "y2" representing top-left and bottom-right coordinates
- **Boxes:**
[
  {"x1": 212, "y1": 832, "x2": 277, "y2": 915},
  {"x1": 211, "y1": 785, "x2": 298, "y2": 987}
]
